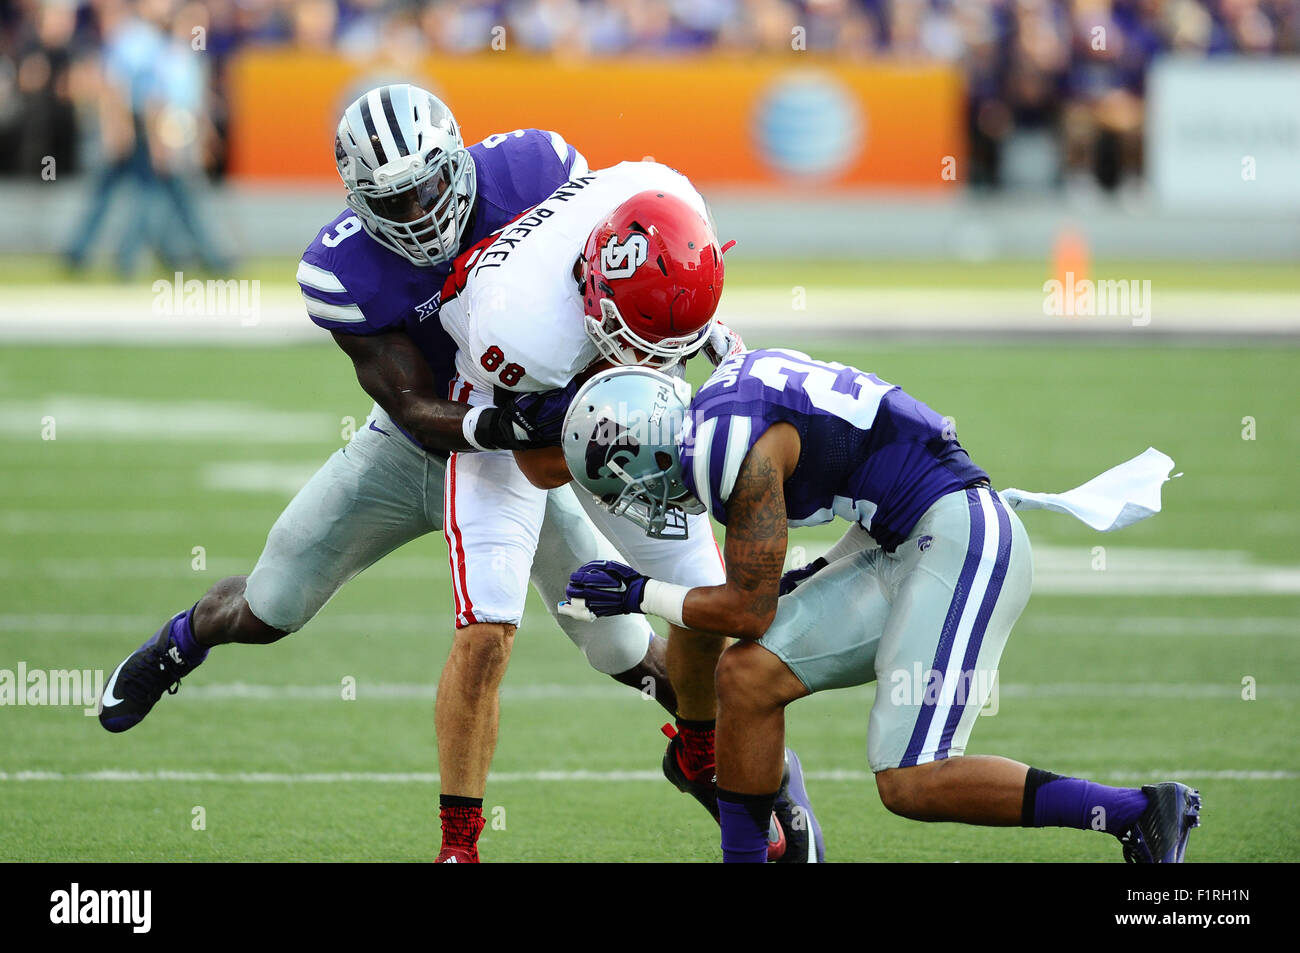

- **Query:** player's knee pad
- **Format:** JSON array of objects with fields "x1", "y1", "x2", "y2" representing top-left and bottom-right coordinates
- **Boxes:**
[
  {"x1": 547, "y1": 603, "x2": 653, "y2": 676},
  {"x1": 532, "y1": 484, "x2": 654, "y2": 674}
]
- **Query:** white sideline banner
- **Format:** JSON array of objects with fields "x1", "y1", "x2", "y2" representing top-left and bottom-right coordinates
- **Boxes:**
[{"x1": 1147, "y1": 56, "x2": 1300, "y2": 210}]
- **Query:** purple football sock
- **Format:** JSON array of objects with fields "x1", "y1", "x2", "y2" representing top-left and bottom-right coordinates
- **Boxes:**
[
  {"x1": 169, "y1": 606, "x2": 209, "y2": 666},
  {"x1": 718, "y1": 790, "x2": 774, "y2": 863},
  {"x1": 1032, "y1": 776, "x2": 1148, "y2": 833}
]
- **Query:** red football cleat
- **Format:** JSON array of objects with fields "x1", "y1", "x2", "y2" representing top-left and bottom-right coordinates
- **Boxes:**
[
  {"x1": 766, "y1": 813, "x2": 787, "y2": 861},
  {"x1": 434, "y1": 847, "x2": 478, "y2": 863},
  {"x1": 661, "y1": 723, "x2": 789, "y2": 862}
]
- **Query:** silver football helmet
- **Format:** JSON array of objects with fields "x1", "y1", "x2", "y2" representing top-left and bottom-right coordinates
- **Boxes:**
[
  {"x1": 562, "y1": 367, "x2": 705, "y2": 539},
  {"x1": 334, "y1": 84, "x2": 475, "y2": 266}
]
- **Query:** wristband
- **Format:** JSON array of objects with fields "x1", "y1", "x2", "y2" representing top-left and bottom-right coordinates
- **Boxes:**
[
  {"x1": 462, "y1": 405, "x2": 492, "y2": 451},
  {"x1": 641, "y1": 579, "x2": 690, "y2": 627}
]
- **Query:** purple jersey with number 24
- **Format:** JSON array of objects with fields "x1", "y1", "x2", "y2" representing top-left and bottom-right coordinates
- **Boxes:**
[
  {"x1": 294, "y1": 128, "x2": 585, "y2": 399},
  {"x1": 680, "y1": 348, "x2": 989, "y2": 552}
]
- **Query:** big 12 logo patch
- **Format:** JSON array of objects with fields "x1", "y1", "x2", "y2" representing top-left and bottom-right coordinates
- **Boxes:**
[{"x1": 600, "y1": 232, "x2": 649, "y2": 279}]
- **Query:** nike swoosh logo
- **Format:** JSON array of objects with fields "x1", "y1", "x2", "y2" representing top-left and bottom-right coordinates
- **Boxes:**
[
  {"x1": 99, "y1": 659, "x2": 128, "y2": 709},
  {"x1": 368, "y1": 421, "x2": 391, "y2": 437}
]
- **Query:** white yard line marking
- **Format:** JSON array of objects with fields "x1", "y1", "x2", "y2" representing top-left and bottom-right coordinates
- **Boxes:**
[
  {"x1": 0, "y1": 677, "x2": 1287, "y2": 701},
  {"x1": 795, "y1": 543, "x2": 1300, "y2": 596},
  {"x1": 1025, "y1": 614, "x2": 1298, "y2": 637},
  {"x1": 172, "y1": 681, "x2": 1300, "y2": 701},
  {"x1": 0, "y1": 768, "x2": 1292, "y2": 783},
  {"x1": 202, "y1": 462, "x2": 325, "y2": 495},
  {"x1": 0, "y1": 511, "x2": 270, "y2": 535},
  {"x1": 175, "y1": 682, "x2": 634, "y2": 702},
  {"x1": 4, "y1": 285, "x2": 1298, "y2": 340},
  {"x1": 4, "y1": 544, "x2": 1300, "y2": 594},
  {"x1": 0, "y1": 396, "x2": 338, "y2": 444},
  {"x1": 3, "y1": 610, "x2": 1295, "y2": 637}
]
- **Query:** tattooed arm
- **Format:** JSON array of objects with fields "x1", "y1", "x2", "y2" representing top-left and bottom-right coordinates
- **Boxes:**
[{"x1": 679, "y1": 422, "x2": 801, "y2": 640}]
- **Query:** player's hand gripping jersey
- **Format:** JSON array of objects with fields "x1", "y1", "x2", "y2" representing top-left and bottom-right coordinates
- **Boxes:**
[
  {"x1": 296, "y1": 128, "x2": 587, "y2": 406},
  {"x1": 437, "y1": 161, "x2": 713, "y2": 404},
  {"x1": 681, "y1": 348, "x2": 990, "y2": 551}
]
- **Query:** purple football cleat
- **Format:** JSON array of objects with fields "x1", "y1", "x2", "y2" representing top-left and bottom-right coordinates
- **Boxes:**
[
  {"x1": 98, "y1": 609, "x2": 205, "y2": 733},
  {"x1": 771, "y1": 748, "x2": 825, "y2": 863},
  {"x1": 1119, "y1": 782, "x2": 1201, "y2": 863}
]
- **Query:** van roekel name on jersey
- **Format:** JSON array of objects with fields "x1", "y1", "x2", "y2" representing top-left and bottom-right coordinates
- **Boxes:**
[
  {"x1": 49, "y1": 884, "x2": 151, "y2": 933},
  {"x1": 470, "y1": 174, "x2": 597, "y2": 273}
]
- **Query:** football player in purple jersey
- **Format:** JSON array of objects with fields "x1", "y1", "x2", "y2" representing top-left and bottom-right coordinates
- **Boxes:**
[
  {"x1": 562, "y1": 350, "x2": 1201, "y2": 863},
  {"x1": 96, "y1": 85, "x2": 682, "y2": 863}
]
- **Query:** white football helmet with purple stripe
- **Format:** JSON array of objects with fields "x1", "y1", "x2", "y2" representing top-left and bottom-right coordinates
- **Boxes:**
[{"x1": 334, "y1": 84, "x2": 475, "y2": 266}]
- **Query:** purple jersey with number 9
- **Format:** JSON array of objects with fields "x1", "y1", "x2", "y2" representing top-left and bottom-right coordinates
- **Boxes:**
[{"x1": 295, "y1": 129, "x2": 587, "y2": 400}]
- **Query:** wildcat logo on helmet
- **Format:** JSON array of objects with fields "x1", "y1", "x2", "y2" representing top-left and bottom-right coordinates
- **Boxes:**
[
  {"x1": 563, "y1": 367, "x2": 705, "y2": 539},
  {"x1": 600, "y1": 232, "x2": 649, "y2": 279},
  {"x1": 586, "y1": 418, "x2": 643, "y2": 481}
]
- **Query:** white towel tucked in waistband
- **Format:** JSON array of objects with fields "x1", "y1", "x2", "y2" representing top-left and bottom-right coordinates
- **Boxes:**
[{"x1": 1001, "y1": 447, "x2": 1178, "y2": 532}]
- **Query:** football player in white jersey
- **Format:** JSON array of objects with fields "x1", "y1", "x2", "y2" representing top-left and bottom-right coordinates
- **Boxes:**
[{"x1": 436, "y1": 163, "x2": 814, "y2": 860}]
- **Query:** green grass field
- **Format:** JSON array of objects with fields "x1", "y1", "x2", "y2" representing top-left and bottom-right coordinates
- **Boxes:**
[{"x1": 2, "y1": 324, "x2": 1296, "y2": 862}]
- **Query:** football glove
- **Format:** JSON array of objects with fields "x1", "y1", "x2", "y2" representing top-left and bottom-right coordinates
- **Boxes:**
[
  {"x1": 563, "y1": 560, "x2": 648, "y2": 618},
  {"x1": 472, "y1": 379, "x2": 579, "y2": 451},
  {"x1": 778, "y1": 556, "x2": 828, "y2": 596},
  {"x1": 701, "y1": 321, "x2": 745, "y2": 366}
]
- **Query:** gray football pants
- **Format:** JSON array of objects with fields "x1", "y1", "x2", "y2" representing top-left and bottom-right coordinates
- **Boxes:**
[
  {"x1": 244, "y1": 404, "x2": 655, "y2": 674},
  {"x1": 758, "y1": 486, "x2": 1033, "y2": 771}
]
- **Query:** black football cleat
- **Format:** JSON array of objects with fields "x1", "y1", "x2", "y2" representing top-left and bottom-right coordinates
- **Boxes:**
[
  {"x1": 770, "y1": 748, "x2": 824, "y2": 863},
  {"x1": 1118, "y1": 782, "x2": 1201, "y2": 863},
  {"x1": 97, "y1": 610, "x2": 203, "y2": 733}
]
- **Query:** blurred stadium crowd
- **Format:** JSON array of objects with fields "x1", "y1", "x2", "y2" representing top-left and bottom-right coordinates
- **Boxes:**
[{"x1": 1, "y1": 0, "x2": 1297, "y2": 188}]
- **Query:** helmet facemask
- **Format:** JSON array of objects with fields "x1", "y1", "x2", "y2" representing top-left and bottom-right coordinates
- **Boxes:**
[
  {"x1": 334, "y1": 85, "x2": 477, "y2": 268},
  {"x1": 602, "y1": 452, "x2": 706, "y2": 540},
  {"x1": 345, "y1": 147, "x2": 475, "y2": 267},
  {"x1": 577, "y1": 190, "x2": 725, "y2": 371},
  {"x1": 581, "y1": 270, "x2": 715, "y2": 370}
]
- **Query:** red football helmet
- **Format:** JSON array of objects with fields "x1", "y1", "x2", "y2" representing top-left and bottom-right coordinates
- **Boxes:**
[{"x1": 579, "y1": 190, "x2": 726, "y2": 368}]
